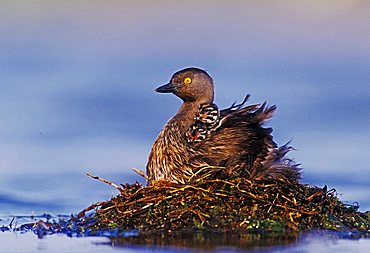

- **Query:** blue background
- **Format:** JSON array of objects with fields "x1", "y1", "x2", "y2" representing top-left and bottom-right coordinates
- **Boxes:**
[{"x1": 0, "y1": 1, "x2": 369, "y2": 214}]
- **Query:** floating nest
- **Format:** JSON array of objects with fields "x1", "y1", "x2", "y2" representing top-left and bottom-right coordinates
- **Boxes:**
[{"x1": 76, "y1": 167, "x2": 370, "y2": 234}]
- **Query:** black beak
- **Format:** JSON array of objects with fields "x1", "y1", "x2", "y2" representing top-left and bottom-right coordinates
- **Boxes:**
[{"x1": 155, "y1": 82, "x2": 177, "y2": 93}]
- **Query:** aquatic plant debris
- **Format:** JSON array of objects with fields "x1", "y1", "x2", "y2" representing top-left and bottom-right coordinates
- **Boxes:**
[
  {"x1": 76, "y1": 167, "x2": 370, "y2": 235},
  {"x1": 4, "y1": 167, "x2": 368, "y2": 239}
]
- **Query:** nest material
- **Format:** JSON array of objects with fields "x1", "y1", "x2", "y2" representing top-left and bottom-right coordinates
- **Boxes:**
[{"x1": 80, "y1": 167, "x2": 370, "y2": 234}]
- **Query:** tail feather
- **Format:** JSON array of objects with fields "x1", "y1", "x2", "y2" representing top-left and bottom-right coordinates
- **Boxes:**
[
  {"x1": 258, "y1": 141, "x2": 301, "y2": 182},
  {"x1": 250, "y1": 103, "x2": 276, "y2": 123}
]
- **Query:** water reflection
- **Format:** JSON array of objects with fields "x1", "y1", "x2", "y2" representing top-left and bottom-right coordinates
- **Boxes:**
[
  {"x1": 98, "y1": 230, "x2": 370, "y2": 252},
  {"x1": 106, "y1": 231, "x2": 299, "y2": 251},
  {"x1": 1, "y1": 213, "x2": 369, "y2": 253}
]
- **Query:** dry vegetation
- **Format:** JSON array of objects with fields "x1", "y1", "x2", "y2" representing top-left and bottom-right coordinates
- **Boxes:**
[{"x1": 77, "y1": 167, "x2": 370, "y2": 234}]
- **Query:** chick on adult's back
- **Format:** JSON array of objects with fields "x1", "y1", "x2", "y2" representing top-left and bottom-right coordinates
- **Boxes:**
[{"x1": 146, "y1": 68, "x2": 300, "y2": 183}]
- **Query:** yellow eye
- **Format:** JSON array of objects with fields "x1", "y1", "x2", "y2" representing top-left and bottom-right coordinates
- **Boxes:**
[{"x1": 183, "y1": 77, "x2": 192, "y2": 85}]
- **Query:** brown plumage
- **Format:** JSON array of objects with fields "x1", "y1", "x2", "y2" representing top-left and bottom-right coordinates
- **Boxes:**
[{"x1": 146, "y1": 68, "x2": 300, "y2": 183}]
